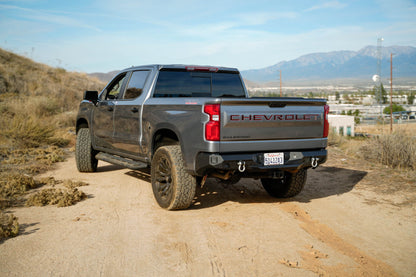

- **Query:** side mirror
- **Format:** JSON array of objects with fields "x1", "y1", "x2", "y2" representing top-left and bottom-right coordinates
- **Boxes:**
[{"x1": 83, "y1": 90, "x2": 98, "y2": 103}]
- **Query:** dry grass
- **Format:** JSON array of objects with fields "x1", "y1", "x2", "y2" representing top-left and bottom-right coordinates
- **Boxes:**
[
  {"x1": 25, "y1": 178, "x2": 88, "y2": 207},
  {"x1": 0, "y1": 173, "x2": 39, "y2": 199},
  {"x1": 356, "y1": 123, "x2": 416, "y2": 136},
  {"x1": 0, "y1": 48, "x2": 104, "y2": 240},
  {"x1": 331, "y1": 124, "x2": 416, "y2": 171},
  {"x1": 0, "y1": 212, "x2": 19, "y2": 240},
  {"x1": 0, "y1": 174, "x2": 89, "y2": 208},
  {"x1": 0, "y1": 47, "x2": 104, "y2": 184},
  {"x1": 360, "y1": 132, "x2": 416, "y2": 170},
  {"x1": 26, "y1": 188, "x2": 87, "y2": 207}
]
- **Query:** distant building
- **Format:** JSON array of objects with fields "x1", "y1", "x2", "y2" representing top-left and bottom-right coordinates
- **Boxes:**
[{"x1": 328, "y1": 115, "x2": 355, "y2": 136}]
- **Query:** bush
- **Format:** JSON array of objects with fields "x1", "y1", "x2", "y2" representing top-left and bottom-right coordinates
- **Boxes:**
[
  {"x1": 0, "y1": 173, "x2": 39, "y2": 198},
  {"x1": 328, "y1": 128, "x2": 345, "y2": 147},
  {"x1": 2, "y1": 116, "x2": 55, "y2": 148},
  {"x1": 26, "y1": 188, "x2": 86, "y2": 207},
  {"x1": 383, "y1": 104, "x2": 405, "y2": 114},
  {"x1": 360, "y1": 132, "x2": 416, "y2": 170},
  {"x1": 0, "y1": 212, "x2": 19, "y2": 240}
]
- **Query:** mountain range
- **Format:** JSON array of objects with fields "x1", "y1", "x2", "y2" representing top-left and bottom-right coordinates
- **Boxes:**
[{"x1": 241, "y1": 46, "x2": 416, "y2": 83}]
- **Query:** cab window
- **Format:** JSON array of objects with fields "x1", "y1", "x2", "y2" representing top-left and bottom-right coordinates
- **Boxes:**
[
  {"x1": 123, "y1": 70, "x2": 150, "y2": 100},
  {"x1": 103, "y1": 73, "x2": 127, "y2": 100}
]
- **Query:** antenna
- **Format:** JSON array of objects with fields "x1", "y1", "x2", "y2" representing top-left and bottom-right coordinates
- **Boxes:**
[
  {"x1": 377, "y1": 37, "x2": 384, "y2": 123},
  {"x1": 376, "y1": 37, "x2": 383, "y2": 103}
]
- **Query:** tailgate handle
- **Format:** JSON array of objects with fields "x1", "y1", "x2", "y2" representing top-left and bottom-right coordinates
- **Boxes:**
[{"x1": 269, "y1": 102, "x2": 286, "y2": 108}]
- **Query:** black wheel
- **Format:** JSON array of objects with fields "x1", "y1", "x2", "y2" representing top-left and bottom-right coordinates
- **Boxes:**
[
  {"x1": 151, "y1": 145, "x2": 197, "y2": 210},
  {"x1": 261, "y1": 169, "x2": 307, "y2": 198},
  {"x1": 75, "y1": 128, "x2": 98, "y2": 172}
]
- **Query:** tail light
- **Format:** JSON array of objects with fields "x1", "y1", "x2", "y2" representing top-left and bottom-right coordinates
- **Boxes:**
[
  {"x1": 323, "y1": 104, "x2": 330, "y2": 138},
  {"x1": 186, "y1": 66, "x2": 219, "y2": 72},
  {"x1": 204, "y1": 104, "x2": 220, "y2": 141}
]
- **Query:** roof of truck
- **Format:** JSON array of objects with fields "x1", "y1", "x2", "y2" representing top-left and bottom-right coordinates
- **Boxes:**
[{"x1": 121, "y1": 64, "x2": 240, "y2": 73}]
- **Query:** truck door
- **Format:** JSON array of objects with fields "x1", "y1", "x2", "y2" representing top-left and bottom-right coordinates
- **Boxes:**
[
  {"x1": 113, "y1": 70, "x2": 151, "y2": 155},
  {"x1": 92, "y1": 73, "x2": 128, "y2": 150}
]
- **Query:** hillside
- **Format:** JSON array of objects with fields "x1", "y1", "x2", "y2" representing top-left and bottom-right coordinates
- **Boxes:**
[
  {"x1": 242, "y1": 46, "x2": 416, "y2": 83},
  {"x1": 89, "y1": 70, "x2": 119, "y2": 83},
  {"x1": 0, "y1": 48, "x2": 107, "y2": 239},
  {"x1": 0, "y1": 47, "x2": 105, "y2": 173}
]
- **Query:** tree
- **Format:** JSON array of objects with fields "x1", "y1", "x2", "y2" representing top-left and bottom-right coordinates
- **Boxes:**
[
  {"x1": 383, "y1": 104, "x2": 405, "y2": 114},
  {"x1": 408, "y1": 92, "x2": 415, "y2": 105},
  {"x1": 353, "y1": 109, "x2": 360, "y2": 117},
  {"x1": 353, "y1": 109, "x2": 360, "y2": 124},
  {"x1": 335, "y1": 91, "x2": 340, "y2": 101}
]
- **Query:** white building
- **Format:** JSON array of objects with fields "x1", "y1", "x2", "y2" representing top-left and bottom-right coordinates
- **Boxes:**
[{"x1": 328, "y1": 115, "x2": 355, "y2": 136}]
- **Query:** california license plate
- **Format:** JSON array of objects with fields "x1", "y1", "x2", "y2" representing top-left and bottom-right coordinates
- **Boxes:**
[{"x1": 264, "y1": 152, "x2": 284, "y2": 166}]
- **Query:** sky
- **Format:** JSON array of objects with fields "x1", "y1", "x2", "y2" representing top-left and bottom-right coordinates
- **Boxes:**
[{"x1": 1, "y1": 0, "x2": 416, "y2": 73}]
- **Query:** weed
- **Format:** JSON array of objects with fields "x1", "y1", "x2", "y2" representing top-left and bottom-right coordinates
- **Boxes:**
[
  {"x1": 328, "y1": 129, "x2": 345, "y2": 147},
  {"x1": 360, "y1": 131, "x2": 416, "y2": 170},
  {"x1": 63, "y1": 180, "x2": 89, "y2": 189},
  {"x1": 26, "y1": 188, "x2": 86, "y2": 207},
  {"x1": 0, "y1": 48, "x2": 103, "y2": 240},
  {"x1": 2, "y1": 116, "x2": 55, "y2": 148},
  {"x1": 0, "y1": 212, "x2": 19, "y2": 240},
  {"x1": 0, "y1": 173, "x2": 39, "y2": 198},
  {"x1": 1, "y1": 146, "x2": 67, "y2": 174}
]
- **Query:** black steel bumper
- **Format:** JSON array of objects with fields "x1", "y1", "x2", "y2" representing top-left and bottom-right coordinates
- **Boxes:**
[{"x1": 195, "y1": 149, "x2": 327, "y2": 176}]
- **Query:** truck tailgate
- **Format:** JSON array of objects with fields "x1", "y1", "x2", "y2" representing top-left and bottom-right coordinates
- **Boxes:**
[{"x1": 220, "y1": 98, "x2": 327, "y2": 141}]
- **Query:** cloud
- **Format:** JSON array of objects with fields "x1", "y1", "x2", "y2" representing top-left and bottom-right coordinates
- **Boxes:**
[
  {"x1": 236, "y1": 11, "x2": 298, "y2": 26},
  {"x1": 304, "y1": 1, "x2": 347, "y2": 12},
  {"x1": 0, "y1": 3, "x2": 102, "y2": 32}
]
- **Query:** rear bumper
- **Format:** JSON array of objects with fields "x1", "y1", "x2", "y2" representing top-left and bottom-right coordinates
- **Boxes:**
[{"x1": 195, "y1": 149, "x2": 327, "y2": 176}]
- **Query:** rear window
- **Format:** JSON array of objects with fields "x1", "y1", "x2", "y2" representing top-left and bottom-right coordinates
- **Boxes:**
[{"x1": 153, "y1": 71, "x2": 245, "y2": 98}]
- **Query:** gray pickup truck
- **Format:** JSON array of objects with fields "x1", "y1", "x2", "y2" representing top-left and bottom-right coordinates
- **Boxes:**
[{"x1": 76, "y1": 64, "x2": 329, "y2": 210}]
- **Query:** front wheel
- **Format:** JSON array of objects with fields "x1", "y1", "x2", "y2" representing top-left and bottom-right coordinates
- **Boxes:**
[
  {"x1": 261, "y1": 169, "x2": 307, "y2": 198},
  {"x1": 75, "y1": 128, "x2": 98, "y2": 172},
  {"x1": 151, "y1": 145, "x2": 196, "y2": 210}
]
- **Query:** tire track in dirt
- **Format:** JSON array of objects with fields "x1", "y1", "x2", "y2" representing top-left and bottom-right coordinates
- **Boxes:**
[
  {"x1": 203, "y1": 221, "x2": 227, "y2": 277},
  {"x1": 278, "y1": 202, "x2": 398, "y2": 276}
]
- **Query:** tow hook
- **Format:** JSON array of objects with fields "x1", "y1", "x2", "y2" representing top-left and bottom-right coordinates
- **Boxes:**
[
  {"x1": 311, "y1": 157, "x2": 319, "y2": 169},
  {"x1": 238, "y1": 161, "x2": 246, "y2": 172}
]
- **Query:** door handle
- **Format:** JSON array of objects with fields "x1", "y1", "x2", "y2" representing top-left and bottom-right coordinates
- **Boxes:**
[{"x1": 131, "y1": 107, "x2": 139, "y2": 113}]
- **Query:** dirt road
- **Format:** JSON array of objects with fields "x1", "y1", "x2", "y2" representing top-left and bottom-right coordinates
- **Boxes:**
[{"x1": 1, "y1": 148, "x2": 415, "y2": 276}]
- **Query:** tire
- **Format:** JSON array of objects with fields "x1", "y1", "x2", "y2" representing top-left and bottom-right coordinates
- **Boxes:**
[
  {"x1": 151, "y1": 145, "x2": 196, "y2": 210},
  {"x1": 261, "y1": 169, "x2": 307, "y2": 198},
  {"x1": 75, "y1": 128, "x2": 98, "y2": 172}
]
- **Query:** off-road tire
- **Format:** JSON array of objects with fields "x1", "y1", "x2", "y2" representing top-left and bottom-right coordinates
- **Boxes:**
[
  {"x1": 75, "y1": 128, "x2": 98, "y2": 172},
  {"x1": 151, "y1": 145, "x2": 196, "y2": 210},
  {"x1": 261, "y1": 168, "x2": 307, "y2": 198}
]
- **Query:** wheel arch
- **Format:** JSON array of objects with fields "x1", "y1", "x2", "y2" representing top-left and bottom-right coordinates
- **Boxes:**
[
  {"x1": 76, "y1": 118, "x2": 89, "y2": 133},
  {"x1": 152, "y1": 128, "x2": 180, "y2": 156}
]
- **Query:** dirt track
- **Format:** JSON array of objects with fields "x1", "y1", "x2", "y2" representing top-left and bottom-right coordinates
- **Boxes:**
[{"x1": 1, "y1": 148, "x2": 415, "y2": 276}]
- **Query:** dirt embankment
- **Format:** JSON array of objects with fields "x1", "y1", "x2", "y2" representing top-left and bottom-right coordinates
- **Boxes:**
[{"x1": 1, "y1": 148, "x2": 415, "y2": 276}]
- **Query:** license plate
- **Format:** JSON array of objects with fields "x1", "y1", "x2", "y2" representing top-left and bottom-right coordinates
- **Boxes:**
[{"x1": 264, "y1": 152, "x2": 284, "y2": 166}]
